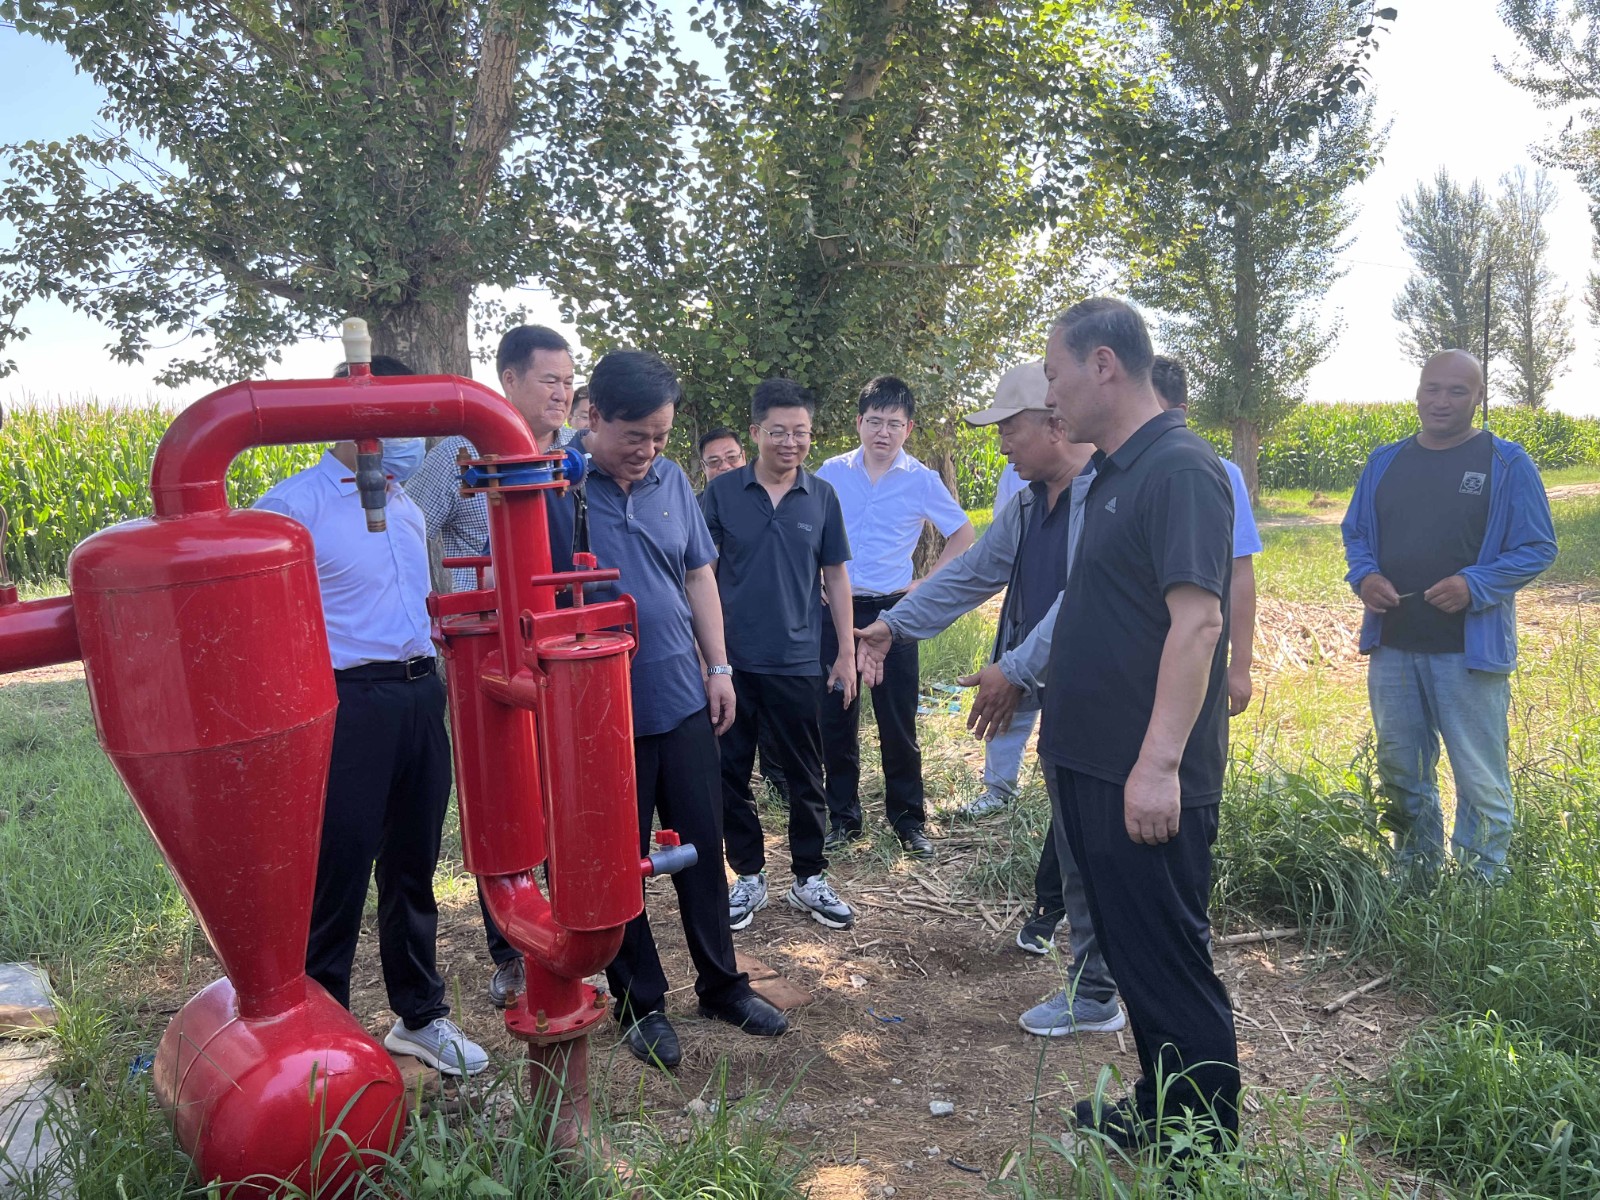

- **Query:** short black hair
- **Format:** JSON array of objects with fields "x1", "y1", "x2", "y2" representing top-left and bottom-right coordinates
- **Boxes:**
[
  {"x1": 1051, "y1": 298, "x2": 1154, "y2": 380},
  {"x1": 588, "y1": 350, "x2": 682, "y2": 422},
  {"x1": 496, "y1": 325, "x2": 570, "y2": 379},
  {"x1": 698, "y1": 426, "x2": 742, "y2": 455},
  {"x1": 333, "y1": 354, "x2": 414, "y2": 378},
  {"x1": 857, "y1": 375, "x2": 916, "y2": 419},
  {"x1": 573, "y1": 384, "x2": 590, "y2": 405},
  {"x1": 1151, "y1": 355, "x2": 1188, "y2": 409},
  {"x1": 751, "y1": 378, "x2": 815, "y2": 424}
]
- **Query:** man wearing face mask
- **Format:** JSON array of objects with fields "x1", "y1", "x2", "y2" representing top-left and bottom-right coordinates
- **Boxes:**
[
  {"x1": 405, "y1": 326, "x2": 578, "y2": 1005},
  {"x1": 252, "y1": 353, "x2": 488, "y2": 1077}
]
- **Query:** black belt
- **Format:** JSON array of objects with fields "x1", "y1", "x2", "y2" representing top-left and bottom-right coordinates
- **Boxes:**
[
  {"x1": 853, "y1": 590, "x2": 907, "y2": 607},
  {"x1": 334, "y1": 656, "x2": 436, "y2": 682}
]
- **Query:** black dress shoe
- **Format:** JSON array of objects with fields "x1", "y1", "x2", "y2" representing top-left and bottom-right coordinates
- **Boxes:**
[
  {"x1": 898, "y1": 827, "x2": 935, "y2": 859},
  {"x1": 698, "y1": 991, "x2": 789, "y2": 1037},
  {"x1": 622, "y1": 1011, "x2": 682, "y2": 1070}
]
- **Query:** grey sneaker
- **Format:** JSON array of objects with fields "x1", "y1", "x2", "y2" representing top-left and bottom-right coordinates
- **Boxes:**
[
  {"x1": 787, "y1": 874, "x2": 855, "y2": 930},
  {"x1": 956, "y1": 792, "x2": 1009, "y2": 818},
  {"x1": 487, "y1": 957, "x2": 525, "y2": 1008},
  {"x1": 729, "y1": 872, "x2": 769, "y2": 931},
  {"x1": 1015, "y1": 909, "x2": 1061, "y2": 955},
  {"x1": 384, "y1": 1016, "x2": 490, "y2": 1076},
  {"x1": 1019, "y1": 992, "x2": 1126, "y2": 1037}
]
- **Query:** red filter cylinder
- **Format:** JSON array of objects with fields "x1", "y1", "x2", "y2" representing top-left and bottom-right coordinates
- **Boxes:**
[
  {"x1": 537, "y1": 632, "x2": 641, "y2": 932},
  {"x1": 437, "y1": 615, "x2": 547, "y2": 876},
  {"x1": 68, "y1": 509, "x2": 336, "y2": 1017}
]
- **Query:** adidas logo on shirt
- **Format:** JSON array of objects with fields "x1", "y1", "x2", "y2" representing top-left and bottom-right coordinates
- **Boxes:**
[{"x1": 1103, "y1": 496, "x2": 1118, "y2": 514}]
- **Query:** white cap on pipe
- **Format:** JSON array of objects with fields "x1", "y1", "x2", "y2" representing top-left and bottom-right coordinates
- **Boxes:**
[{"x1": 341, "y1": 317, "x2": 372, "y2": 366}]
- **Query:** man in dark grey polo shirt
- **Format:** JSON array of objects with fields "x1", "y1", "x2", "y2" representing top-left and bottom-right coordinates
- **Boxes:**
[
  {"x1": 1040, "y1": 298, "x2": 1240, "y2": 1150},
  {"x1": 572, "y1": 351, "x2": 787, "y2": 1071},
  {"x1": 702, "y1": 379, "x2": 858, "y2": 932}
]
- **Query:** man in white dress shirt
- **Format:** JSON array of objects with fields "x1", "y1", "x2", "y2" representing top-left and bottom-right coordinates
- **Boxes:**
[
  {"x1": 815, "y1": 376, "x2": 974, "y2": 857},
  {"x1": 256, "y1": 374, "x2": 488, "y2": 1078}
]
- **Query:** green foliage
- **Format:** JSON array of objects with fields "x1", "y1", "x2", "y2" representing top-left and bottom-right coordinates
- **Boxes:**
[
  {"x1": 1130, "y1": 0, "x2": 1385, "y2": 481},
  {"x1": 1497, "y1": 167, "x2": 1575, "y2": 408},
  {"x1": 1547, "y1": 494, "x2": 1600, "y2": 584},
  {"x1": 1393, "y1": 169, "x2": 1505, "y2": 366},
  {"x1": 952, "y1": 422, "x2": 1009, "y2": 509},
  {"x1": 0, "y1": 402, "x2": 318, "y2": 582},
  {"x1": 550, "y1": 1, "x2": 1148, "y2": 447},
  {"x1": 1199, "y1": 401, "x2": 1600, "y2": 492},
  {"x1": 1369, "y1": 1016, "x2": 1600, "y2": 1198},
  {"x1": 917, "y1": 610, "x2": 994, "y2": 687},
  {"x1": 0, "y1": 0, "x2": 685, "y2": 376}
]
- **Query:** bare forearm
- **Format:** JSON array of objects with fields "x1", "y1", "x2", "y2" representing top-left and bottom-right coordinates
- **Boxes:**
[
  {"x1": 1229, "y1": 557, "x2": 1255, "y2": 672},
  {"x1": 822, "y1": 565, "x2": 854, "y2": 645},
  {"x1": 926, "y1": 522, "x2": 976, "y2": 579},
  {"x1": 1139, "y1": 591, "x2": 1224, "y2": 770},
  {"x1": 684, "y1": 567, "x2": 728, "y2": 664}
]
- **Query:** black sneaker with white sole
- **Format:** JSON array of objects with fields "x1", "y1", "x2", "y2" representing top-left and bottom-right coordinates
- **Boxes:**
[{"x1": 1015, "y1": 906, "x2": 1062, "y2": 955}]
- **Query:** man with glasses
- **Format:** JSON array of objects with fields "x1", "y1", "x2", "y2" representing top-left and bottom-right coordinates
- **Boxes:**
[
  {"x1": 697, "y1": 427, "x2": 747, "y2": 490},
  {"x1": 405, "y1": 323, "x2": 577, "y2": 1008},
  {"x1": 815, "y1": 377, "x2": 973, "y2": 858},
  {"x1": 703, "y1": 379, "x2": 859, "y2": 932}
]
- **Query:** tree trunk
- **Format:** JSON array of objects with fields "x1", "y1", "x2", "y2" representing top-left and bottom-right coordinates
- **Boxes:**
[
  {"x1": 911, "y1": 445, "x2": 960, "y2": 578},
  {"x1": 371, "y1": 284, "x2": 473, "y2": 376},
  {"x1": 1231, "y1": 418, "x2": 1262, "y2": 503}
]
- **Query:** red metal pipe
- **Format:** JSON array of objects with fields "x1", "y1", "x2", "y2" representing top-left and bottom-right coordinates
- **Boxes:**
[
  {"x1": 150, "y1": 376, "x2": 538, "y2": 518},
  {"x1": 0, "y1": 595, "x2": 80, "y2": 673},
  {"x1": 481, "y1": 872, "x2": 624, "y2": 980}
]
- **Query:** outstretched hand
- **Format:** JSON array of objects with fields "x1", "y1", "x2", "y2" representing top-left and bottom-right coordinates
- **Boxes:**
[
  {"x1": 958, "y1": 663, "x2": 1023, "y2": 742},
  {"x1": 854, "y1": 621, "x2": 893, "y2": 690}
]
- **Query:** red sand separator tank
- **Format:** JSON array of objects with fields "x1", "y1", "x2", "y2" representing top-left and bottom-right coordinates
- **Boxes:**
[{"x1": 0, "y1": 322, "x2": 693, "y2": 1192}]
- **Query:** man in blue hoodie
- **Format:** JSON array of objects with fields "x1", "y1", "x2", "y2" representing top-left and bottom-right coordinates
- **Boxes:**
[{"x1": 1342, "y1": 350, "x2": 1557, "y2": 878}]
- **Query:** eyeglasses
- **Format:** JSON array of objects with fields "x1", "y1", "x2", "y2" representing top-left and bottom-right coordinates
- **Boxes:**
[
  {"x1": 860, "y1": 416, "x2": 907, "y2": 433},
  {"x1": 702, "y1": 449, "x2": 745, "y2": 470},
  {"x1": 756, "y1": 426, "x2": 812, "y2": 445}
]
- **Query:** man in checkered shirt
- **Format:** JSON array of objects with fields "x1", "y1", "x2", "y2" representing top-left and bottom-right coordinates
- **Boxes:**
[{"x1": 404, "y1": 323, "x2": 578, "y2": 1004}]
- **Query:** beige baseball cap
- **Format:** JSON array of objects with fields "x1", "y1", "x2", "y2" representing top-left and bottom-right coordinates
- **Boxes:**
[{"x1": 964, "y1": 359, "x2": 1049, "y2": 426}]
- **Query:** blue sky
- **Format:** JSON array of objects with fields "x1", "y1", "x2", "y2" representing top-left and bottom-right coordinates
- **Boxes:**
[{"x1": 3, "y1": 0, "x2": 1597, "y2": 413}]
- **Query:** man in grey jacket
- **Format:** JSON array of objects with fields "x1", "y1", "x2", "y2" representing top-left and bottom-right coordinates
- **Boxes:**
[{"x1": 854, "y1": 364, "x2": 1124, "y2": 1038}]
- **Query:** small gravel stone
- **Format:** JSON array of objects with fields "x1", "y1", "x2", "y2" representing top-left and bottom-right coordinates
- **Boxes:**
[{"x1": 928, "y1": 1101, "x2": 955, "y2": 1117}]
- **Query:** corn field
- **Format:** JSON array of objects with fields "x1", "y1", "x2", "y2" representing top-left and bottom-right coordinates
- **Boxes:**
[{"x1": 2, "y1": 402, "x2": 321, "y2": 584}]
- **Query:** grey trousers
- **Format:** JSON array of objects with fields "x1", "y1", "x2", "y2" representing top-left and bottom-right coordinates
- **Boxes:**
[{"x1": 1043, "y1": 768, "x2": 1119, "y2": 1006}]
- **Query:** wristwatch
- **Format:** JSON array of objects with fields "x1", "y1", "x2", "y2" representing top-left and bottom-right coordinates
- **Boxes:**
[{"x1": 707, "y1": 664, "x2": 734, "y2": 677}]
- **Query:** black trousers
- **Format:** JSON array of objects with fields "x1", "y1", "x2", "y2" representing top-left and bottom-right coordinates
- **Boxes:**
[
  {"x1": 820, "y1": 593, "x2": 926, "y2": 835},
  {"x1": 720, "y1": 670, "x2": 829, "y2": 880},
  {"x1": 1034, "y1": 813, "x2": 1065, "y2": 921},
  {"x1": 478, "y1": 889, "x2": 521, "y2": 966},
  {"x1": 307, "y1": 673, "x2": 452, "y2": 1029},
  {"x1": 1051, "y1": 766, "x2": 1240, "y2": 1136},
  {"x1": 609, "y1": 709, "x2": 750, "y2": 1020}
]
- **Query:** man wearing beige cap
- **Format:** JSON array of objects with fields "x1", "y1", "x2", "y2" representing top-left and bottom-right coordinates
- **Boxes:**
[{"x1": 853, "y1": 360, "x2": 1126, "y2": 1037}]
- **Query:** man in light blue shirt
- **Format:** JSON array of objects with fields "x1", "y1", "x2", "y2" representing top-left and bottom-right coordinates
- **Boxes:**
[
  {"x1": 815, "y1": 376, "x2": 974, "y2": 857},
  {"x1": 1151, "y1": 356, "x2": 1261, "y2": 716},
  {"x1": 256, "y1": 397, "x2": 488, "y2": 1078}
]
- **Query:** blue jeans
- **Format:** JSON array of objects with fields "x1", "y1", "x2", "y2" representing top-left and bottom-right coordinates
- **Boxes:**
[
  {"x1": 1368, "y1": 646, "x2": 1514, "y2": 877},
  {"x1": 982, "y1": 705, "x2": 1039, "y2": 802}
]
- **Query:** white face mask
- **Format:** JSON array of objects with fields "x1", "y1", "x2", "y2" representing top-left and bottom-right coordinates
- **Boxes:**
[{"x1": 381, "y1": 438, "x2": 426, "y2": 483}]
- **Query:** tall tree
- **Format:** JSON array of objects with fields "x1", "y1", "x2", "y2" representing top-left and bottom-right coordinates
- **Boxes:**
[
  {"x1": 1496, "y1": 166, "x2": 1573, "y2": 407},
  {"x1": 540, "y1": 0, "x2": 1145, "y2": 451},
  {"x1": 0, "y1": 1, "x2": 686, "y2": 378},
  {"x1": 1500, "y1": 0, "x2": 1600, "y2": 363},
  {"x1": 1392, "y1": 169, "x2": 1504, "y2": 366},
  {"x1": 1125, "y1": 0, "x2": 1389, "y2": 499}
]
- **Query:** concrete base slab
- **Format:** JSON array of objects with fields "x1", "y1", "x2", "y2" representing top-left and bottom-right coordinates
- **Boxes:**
[{"x1": 0, "y1": 1040, "x2": 64, "y2": 1195}]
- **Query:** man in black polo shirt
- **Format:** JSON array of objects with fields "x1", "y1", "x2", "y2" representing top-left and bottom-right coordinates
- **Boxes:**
[
  {"x1": 702, "y1": 379, "x2": 858, "y2": 932},
  {"x1": 1040, "y1": 298, "x2": 1239, "y2": 1147}
]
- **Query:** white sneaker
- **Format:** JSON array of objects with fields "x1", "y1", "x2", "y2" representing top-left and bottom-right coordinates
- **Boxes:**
[
  {"x1": 956, "y1": 793, "x2": 1009, "y2": 818},
  {"x1": 729, "y1": 872, "x2": 768, "y2": 931},
  {"x1": 787, "y1": 874, "x2": 855, "y2": 930},
  {"x1": 383, "y1": 1017, "x2": 489, "y2": 1076}
]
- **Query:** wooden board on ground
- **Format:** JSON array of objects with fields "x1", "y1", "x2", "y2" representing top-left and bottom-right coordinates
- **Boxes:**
[
  {"x1": 0, "y1": 963, "x2": 57, "y2": 1037},
  {"x1": 749, "y1": 975, "x2": 814, "y2": 1010},
  {"x1": 735, "y1": 952, "x2": 781, "y2": 981}
]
